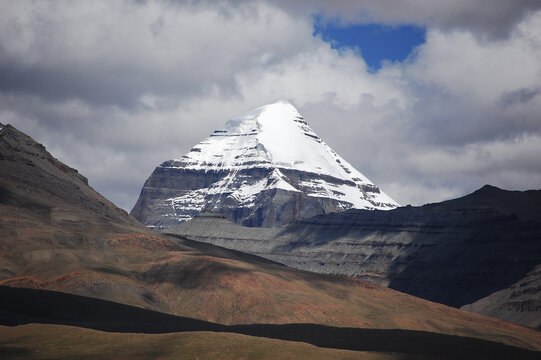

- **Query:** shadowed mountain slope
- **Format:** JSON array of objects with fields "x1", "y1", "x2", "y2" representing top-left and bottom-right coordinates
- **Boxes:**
[
  {"x1": 0, "y1": 124, "x2": 141, "y2": 231},
  {"x1": 461, "y1": 264, "x2": 541, "y2": 329}
]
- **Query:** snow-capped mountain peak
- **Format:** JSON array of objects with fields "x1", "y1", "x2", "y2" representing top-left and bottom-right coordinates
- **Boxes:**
[{"x1": 131, "y1": 100, "x2": 398, "y2": 229}]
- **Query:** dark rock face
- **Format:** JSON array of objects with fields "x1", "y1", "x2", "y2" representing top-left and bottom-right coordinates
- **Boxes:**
[
  {"x1": 170, "y1": 185, "x2": 541, "y2": 327},
  {"x1": 131, "y1": 165, "x2": 361, "y2": 229}
]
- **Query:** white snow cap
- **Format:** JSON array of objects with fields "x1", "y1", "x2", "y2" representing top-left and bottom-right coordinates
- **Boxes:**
[{"x1": 172, "y1": 99, "x2": 398, "y2": 209}]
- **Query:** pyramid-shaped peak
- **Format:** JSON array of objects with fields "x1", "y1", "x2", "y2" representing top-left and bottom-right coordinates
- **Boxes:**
[
  {"x1": 132, "y1": 101, "x2": 398, "y2": 229},
  {"x1": 172, "y1": 101, "x2": 398, "y2": 203}
]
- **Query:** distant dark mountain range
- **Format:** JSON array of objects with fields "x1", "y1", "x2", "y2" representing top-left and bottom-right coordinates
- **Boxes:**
[{"x1": 170, "y1": 185, "x2": 541, "y2": 329}]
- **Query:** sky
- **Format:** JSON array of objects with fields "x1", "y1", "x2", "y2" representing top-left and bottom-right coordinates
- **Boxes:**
[
  {"x1": 1, "y1": 0, "x2": 541, "y2": 211},
  {"x1": 313, "y1": 21, "x2": 426, "y2": 70}
]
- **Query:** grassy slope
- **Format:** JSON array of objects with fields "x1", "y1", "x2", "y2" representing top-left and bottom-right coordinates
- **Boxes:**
[
  {"x1": 1, "y1": 324, "x2": 406, "y2": 360},
  {"x1": 4, "y1": 285, "x2": 539, "y2": 358}
]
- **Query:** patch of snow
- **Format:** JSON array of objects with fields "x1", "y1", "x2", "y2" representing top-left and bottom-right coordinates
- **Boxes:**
[{"x1": 268, "y1": 168, "x2": 300, "y2": 193}]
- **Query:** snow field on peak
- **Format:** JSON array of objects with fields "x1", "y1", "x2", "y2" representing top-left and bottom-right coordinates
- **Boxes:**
[
  {"x1": 175, "y1": 100, "x2": 376, "y2": 184},
  {"x1": 166, "y1": 100, "x2": 398, "y2": 213}
]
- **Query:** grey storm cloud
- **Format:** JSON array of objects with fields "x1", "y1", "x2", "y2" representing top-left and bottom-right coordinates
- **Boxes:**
[
  {"x1": 0, "y1": 60, "x2": 239, "y2": 109},
  {"x1": 499, "y1": 87, "x2": 541, "y2": 107},
  {"x1": 1, "y1": 0, "x2": 540, "y2": 210}
]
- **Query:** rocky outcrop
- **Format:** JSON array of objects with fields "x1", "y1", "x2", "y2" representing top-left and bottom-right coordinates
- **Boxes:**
[
  {"x1": 461, "y1": 265, "x2": 541, "y2": 329},
  {"x1": 131, "y1": 166, "x2": 374, "y2": 228},
  {"x1": 131, "y1": 100, "x2": 397, "y2": 229},
  {"x1": 169, "y1": 185, "x2": 541, "y2": 327}
]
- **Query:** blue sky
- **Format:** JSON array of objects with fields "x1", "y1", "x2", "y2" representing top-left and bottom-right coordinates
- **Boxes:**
[{"x1": 314, "y1": 20, "x2": 426, "y2": 70}]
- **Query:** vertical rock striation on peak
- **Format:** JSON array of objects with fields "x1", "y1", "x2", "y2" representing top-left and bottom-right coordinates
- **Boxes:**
[{"x1": 131, "y1": 100, "x2": 397, "y2": 229}]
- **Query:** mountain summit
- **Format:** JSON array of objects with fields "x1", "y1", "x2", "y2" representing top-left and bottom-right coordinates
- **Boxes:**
[{"x1": 131, "y1": 100, "x2": 398, "y2": 228}]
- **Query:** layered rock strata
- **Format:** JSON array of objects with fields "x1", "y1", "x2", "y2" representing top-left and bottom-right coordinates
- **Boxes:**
[{"x1": 170, "y1": 185, "x2": 541, "y2": 328}]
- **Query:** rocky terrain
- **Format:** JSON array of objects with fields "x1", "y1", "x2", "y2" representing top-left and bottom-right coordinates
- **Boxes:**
[
  {"x1": 131, "y1": 100, "x2": 397, "y2": 229},
  {"x1": 2, "y1": 123, "x2": 540, "y2": 357},
  {"x1": 171, "y1": 185, "x2": 541, "y2": 328},
  {"x1": 461, "y1": 264, "x2": 541, "y2": 329}
]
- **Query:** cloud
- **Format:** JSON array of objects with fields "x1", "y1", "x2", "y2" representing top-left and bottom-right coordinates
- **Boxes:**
[
  {"x1": 402, "y1": 12, "x2": 541, "y2": 146},
  {"x1": 281, "y1": 0, "x2": 541, "y2": 39},
  {"x1": 0, "y1": 0, "x2": 313, "y2": 107},
  {"x1": 1, "y1": 0, "x2": 540, "y2": 210},
  {"x1": 499, "y1": 87, "x2": 541, "y2": 107}
]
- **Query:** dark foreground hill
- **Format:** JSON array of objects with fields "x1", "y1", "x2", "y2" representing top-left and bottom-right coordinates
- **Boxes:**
[
  {"x1": 171, "y1": 185, "x2": 541, "y2": 328},
  {"x1": 1, "y1": 123, "x2": 540, "y2": 357},
  {"x1": 1, "y1": 286, "x2": 540, "y2": 360}
]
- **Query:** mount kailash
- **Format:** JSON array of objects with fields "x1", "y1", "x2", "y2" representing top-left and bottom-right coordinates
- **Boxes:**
[{"x1": 131, "y1": 100, "x2": 398, "y2": 229}]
